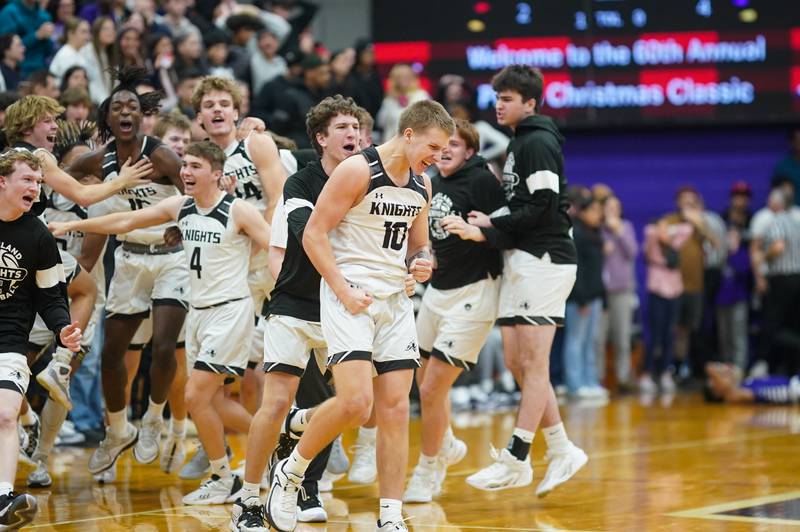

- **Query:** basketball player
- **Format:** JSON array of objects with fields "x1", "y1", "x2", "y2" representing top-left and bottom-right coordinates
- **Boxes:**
[
  {"x1": 192, "y1": 76, "x2": 285, "y2": 419},
  {"x1": 65, "y1": 67, "x2": 188, "y2": 476},
  {"x1": 51, "y1": 140, "x2": 272, "y2": 505},
  {"x1": 461, "y1": 65, "x2": 587, "y2": 495},
  {"x1": 230, "y1": 95, "x2": 363, "y2": 531},
  {"x1": 403, "y1": 119, "x2": 508, "y2": 503},
  {"x1": 266, "y1": 100, "x2": 452, "y2": 532},
  {"x1": 705, "y1": 362, "x2": 800, "y2": 404},
  {"x1": 0, "y1": 150, "x2": 82, "y2": 529}
]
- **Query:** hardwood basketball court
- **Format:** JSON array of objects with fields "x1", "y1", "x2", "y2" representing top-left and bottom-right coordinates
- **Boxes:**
[{"x1": 20, "y1": 394, "x2": 800, "y2": 531}]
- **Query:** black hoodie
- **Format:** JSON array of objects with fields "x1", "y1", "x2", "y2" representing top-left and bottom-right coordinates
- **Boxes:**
[
  {"x1": 268, "y1": 158, "x2": 328, "y2": 322},
  {"x1": 488, "y1": 115, "x2": 576, "y2": 264},
  {"x1": 428, "y1": 155, "x2": 509, "y2": 290}
]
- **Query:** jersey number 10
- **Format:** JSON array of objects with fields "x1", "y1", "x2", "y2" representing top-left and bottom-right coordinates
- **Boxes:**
[{"x1": 382, "y1": 221, "x2": 408, "y2": 251}]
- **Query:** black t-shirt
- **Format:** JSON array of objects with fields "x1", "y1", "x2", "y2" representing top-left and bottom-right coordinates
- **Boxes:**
[
  {"x1": 0, "y1": 213, "x2": 71, "y2": 354},
  {"x1": 428, "y1": 156, "x2": 508, "y2": 290},
  {"x1": 268, "y1": 159, "x2": 328, "y2": 322}
]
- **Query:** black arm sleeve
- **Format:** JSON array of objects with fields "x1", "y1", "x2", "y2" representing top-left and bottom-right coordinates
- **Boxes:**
[
  {"x1": 491, "y1": 140, "x2": 562, "y2": 233},
  {"x1": 33, "y1": 231, "x2": 71, "y2": 343}
]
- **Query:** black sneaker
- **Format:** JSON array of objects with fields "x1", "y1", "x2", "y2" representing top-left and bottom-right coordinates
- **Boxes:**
[
  {"x1": 268, "y1": 408, "x2": 301, "y2": 469},
  {"x1": 0, "y1": 491, "x2": 38, "y2": 529},
  {"x1": 297, "y1": 489, "x2": 327, "y2": 523},
  {"x1": 231, "y1": 498, "x2": 268, "y2": 531}
]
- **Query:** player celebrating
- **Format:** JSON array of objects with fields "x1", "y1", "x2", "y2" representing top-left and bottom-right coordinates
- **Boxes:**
[
  {"x1": 0, "y1": 150, "x2": 82, "y2": 529},
  {"x1": 50, "y1": 140, "x2": 272, "y2": 505},
  {"x1": 230, "y1": 95, "x2": 362, "y2": 531},
  {"x1": 403, "y1": 119, "x2": 508, "y2": 503},
  {"x1": 461, "y1": 65, "x2": 587, "y2": 495},
  {"x1": 266, "y1": 100, "x2": 452, "y2": 532},
  {"x1": 65, "y1": 67, "x2": 188, "y2": 476}
]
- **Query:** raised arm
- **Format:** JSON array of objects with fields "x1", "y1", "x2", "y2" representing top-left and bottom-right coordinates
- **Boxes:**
[
  {"x1": 234, "y1": 199, "x2": 272, "y2": 252},
  {"x1": 250, "y1": 132, "x2": 287, "y2": 223},
  {"x1": 45, "y1": 150, "x2": 153, "y2": 207},
  {"x1": 50, "y1": 195, "x2": 184, "y2": 237},
  {"x1": 151, "y1": 144, "x2": 185, "y2": 192},
  {"x1": 303, "y1": 155, "x2": 371, "y2": 314}
]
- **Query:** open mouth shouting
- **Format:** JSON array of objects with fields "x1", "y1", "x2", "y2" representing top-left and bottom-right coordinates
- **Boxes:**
[
  {"x1": 21, "y1": 192, "x2": 37, "y2": 209},
  {"x1": 119, "y1": 118, "x2": 134, "y2": 134},
  {"x1": 342, "y1": 142, "x2": 356, "y2": 155}
]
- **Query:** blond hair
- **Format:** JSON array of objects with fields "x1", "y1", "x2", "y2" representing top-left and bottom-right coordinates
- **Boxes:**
[
  {"x1": 4, "y1": 96, "x2": 65, "y2": 145},
  {"x1": 0, "y1": 149, "x2": 43, "y2": 177},
  {"x1": 191, "y1": 76, "x2": 242, "y2": 114},
  {"x1": 153, "y1": 111, "x2": 193, "y2": 139},
  {"x1": 397, "y1": 100, "x2": 454, "y2": 136}
]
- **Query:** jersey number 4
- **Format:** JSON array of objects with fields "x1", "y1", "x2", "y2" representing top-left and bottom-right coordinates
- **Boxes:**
[
  {"x1": 190, "y1": 247, "x2": 202, "y2": 279},
  {"x1": 382, "y1": 221, "x2": 408, "y2": 251}
]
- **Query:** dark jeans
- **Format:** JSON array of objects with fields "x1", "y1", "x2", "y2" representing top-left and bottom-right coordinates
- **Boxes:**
[
  {"x1": 296, "y1": 354, "x2": 334, "y2": 490},
  {"x1": 645, "y1": 293, "x2": 680, "y2": 375}
]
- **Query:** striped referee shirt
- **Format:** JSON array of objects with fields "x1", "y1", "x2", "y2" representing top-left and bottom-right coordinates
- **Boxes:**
[{"x1": 764, "y1": 211, "x2": 800, "y2": 276}]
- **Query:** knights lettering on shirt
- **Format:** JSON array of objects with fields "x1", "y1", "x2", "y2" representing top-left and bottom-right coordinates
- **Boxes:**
[
  {"x1": 328, "y1": 146, "x2": 428, "y2": 298},
  {"x1": 177, "y1": 193, "x2": 251, "y2": 308}
]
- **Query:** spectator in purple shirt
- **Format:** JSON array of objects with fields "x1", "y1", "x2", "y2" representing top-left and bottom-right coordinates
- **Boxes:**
[{"x1": 595, "y1": 195, "x2": 639, "y2": 390}]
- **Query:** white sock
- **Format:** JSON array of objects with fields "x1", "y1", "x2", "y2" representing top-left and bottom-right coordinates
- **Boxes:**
[
  {"x1": 240, "y1": 482, "x2": 260, "y2": 505},
  {"x1": 418, "y1": 453, "x2": 437, "y2": 470},
  {"x1": 33, "y1": 399, "x2": 68, "y2": 460},
  {"x1": 379, "y1": 498, "x2": 403, "y2": 525},
  {"x1": 19, "y1": 408, "x2": 36, "y2": 426},
  {"x1": 357, "y1": 426, "x2": 377, "y2": 442},
  {"x1": 53, "y1": 346, "x2": 72, "y2": 365},
  {"x1": 289, "y1": 408, "x2": 309, "y2": 434},
  {"x1": 171, "y1": 418, "x2": 186, "y2": 438},
  {"x1": 144, "y1": 398, "x2": 166, "y2": 421},
  {"x1": 0, "y1": 482, "x2": 12, "y2": 498},
  {"x1": 284, "y1": 447, "x2": 310, "y2": 478},
  {"x1": 542, "y1": 422, "x2": 570, "y2": 453},
  {"x1": 210, "y1": 456, "x2": 231, "y2": 479},
  {"x1": 107, "y1": 408, "x2": 128, "y2": 438}
]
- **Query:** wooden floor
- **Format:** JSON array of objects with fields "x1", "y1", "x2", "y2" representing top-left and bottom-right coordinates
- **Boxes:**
[{"x1": 20, "y1": 394, "x2": 800, "y2": 531}]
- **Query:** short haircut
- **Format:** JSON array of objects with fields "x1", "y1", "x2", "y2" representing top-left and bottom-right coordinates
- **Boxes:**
[
  {"x1": 0, "y1": 149, "x2": 42, "y2": 177},
  {"x1": 397, "y1": 100, "x2": 454, "y2": 136},
  {"x1": 356, "y1": 106, "x2": 373, "y2": 132},
  {"x1": 453, "y1": 118, "x2": 479, "y2": 153},
  {"x1": 305, "y1": 94, "x2": 361, "y2": 155},
  {"x1": 60, "y1": 87, "x2": 92, "y2": 108},
  {"x1": 153, "y1": 111, "x2": 193, "y2": 139},
  {"x1": 4, "y1": 95, "x2": 65, "y2": 145},
  {"x1": 491, "y1": 65, "x2": 544, "y2": 111},
  {"x1": 186, "y1": 140, "x2": 226, "y2": 172},
  {"x1": 191, "y1": 76, "x2": 242, "y2": 114}
]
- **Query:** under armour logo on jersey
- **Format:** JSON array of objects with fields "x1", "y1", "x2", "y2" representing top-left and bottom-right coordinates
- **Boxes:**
[
  {"x1": 405, "y1": 341, "x2": 417, "y2": 352},
  {"x1": 375, "y1": 192, "x2": 384, "y2": 199},
  {"x1": 521, "y1": 301, "x2": 530, "y2": 310},
  {"x1": 444, "y1": 340, "x2": 454, "y2": 349}
]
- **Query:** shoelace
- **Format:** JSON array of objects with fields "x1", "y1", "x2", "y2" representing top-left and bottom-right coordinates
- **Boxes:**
[
  {"x1": 278, "y1": 473, "x2": 306, "y2": 513},
  {"x1": 241, "y1": 503, "x2": 265, "y2": 524}
]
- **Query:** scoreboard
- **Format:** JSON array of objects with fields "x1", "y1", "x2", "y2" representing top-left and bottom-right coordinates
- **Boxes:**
[{"x1": 372, "y1": 0, "x2": 800, "y2": 128}]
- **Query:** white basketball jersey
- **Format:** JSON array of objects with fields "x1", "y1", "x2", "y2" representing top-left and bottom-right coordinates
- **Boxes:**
[
  {"x1": 102, "y1": 136, "x2": 180, "y2": 244},
  {"x1": 44, "y1": 193, "x2": 87, "y2": 258},
  {"x1": 177, "y1": 193, "x2": 251, "y2": 308},
  {"x1": 224, "y1": 135, "x2": 267, "y2": 213},
  {"x1": 329, "y1": 146, "x2": 428, "y2": 298}
]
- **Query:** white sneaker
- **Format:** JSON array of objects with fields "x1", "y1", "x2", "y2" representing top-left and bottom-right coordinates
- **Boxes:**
[
  {"x1": 266, "y1": 459, "x2": 303, "y2": 532},
  {"x1": 89, "y1": 423, "x2": 138, "y2": 474},
  {"x1": 326, "y1": 435, "x2": 350, "y2": 475},
  {"x1": 376, "y1": 518, "x2": 409, "y2": 531},
  {"x1": 182, "y1": 474, "x2": 243, "y2": 505},
  {"x1": 160, "y1": 432, "x2": 186, "y2": 474},
  {"x1": 36, "y1": 360, "x2": 73, "y2": 410},
  {"x1": 433, "y1": 437, "x2": 467, "y2": 495},
  {"x1": 348, "y1": 438, "x2": 377, "y2": 484},
  {"x1": 318, "y1": 469, "x2": 341, "y2": 492},
  {"x1": 535, "y1": 443, "x2": 588, "y2": 498},
  {"x1": 133, "y1": 415, "x2": 163, "y2": 464},
  {"x1": 638, "y1": 375, "x2": 657, "y2": 394},
  {"x1": 403, "y1": 464, "x2": 435, "y2": 503},
  {"x1": 465, "y1": 447, "x2": 532, "y2": 491},
  {"x1": 297, "y1": 492, "x2": 327, "y2": 523},
  {"x1": 659, "y1": 372, "x2": 676, "y2": 394},
  {"x1": 27, "y1": 458, "x2": 52, "y2": 488}
]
